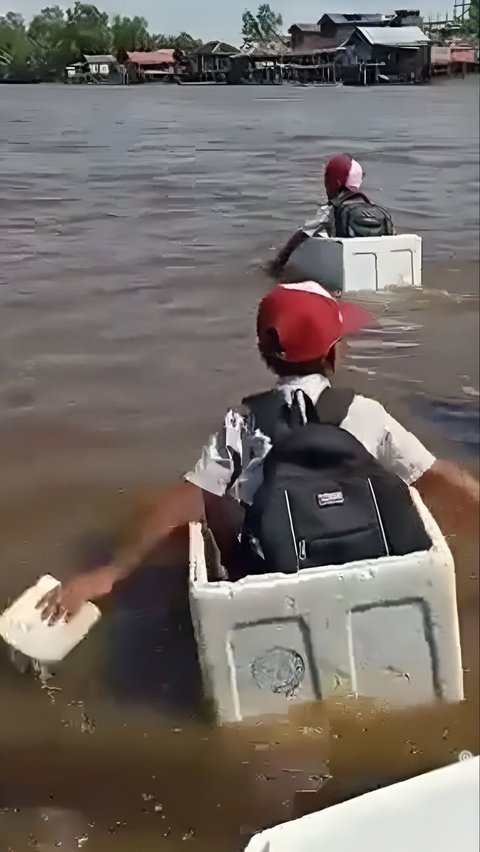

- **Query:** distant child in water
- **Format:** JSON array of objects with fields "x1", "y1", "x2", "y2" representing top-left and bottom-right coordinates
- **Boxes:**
[{"x1": 271, "y1": 153, "x2": 393, "y2": 277}]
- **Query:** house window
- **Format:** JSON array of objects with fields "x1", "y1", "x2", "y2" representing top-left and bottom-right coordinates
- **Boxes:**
[
  {"x1": 89, "y1": 64, "x2": 98, "y2": 73},
  {"x1": 99, "y1": 64, "x2": 109, "y2": 74}
]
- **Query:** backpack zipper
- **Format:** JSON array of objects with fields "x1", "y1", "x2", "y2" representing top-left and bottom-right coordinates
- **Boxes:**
[
  {"x1": 298, "y1": 540, "x2": 307, "y2": 561},
  {"x1": 367, "y1": 477, "x2": 390, "y2": 556},
  {"x1": 284, "y1": 490, "x2": 300, "y2": 569}
]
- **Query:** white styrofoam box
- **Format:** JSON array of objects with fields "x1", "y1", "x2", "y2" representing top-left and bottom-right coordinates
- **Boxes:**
[
  {"x1": 289, "y1": 234, "x2": 422, "y2": 292},
  {"x1": 244, "y1": 755, "x2": 479, "y2": 852},
  {"x1": 189, "y1": 490, "x2": 463, "y2": 723},
  {"x1": 0, "y1": 574, "x2": 101, "y2": 663}
]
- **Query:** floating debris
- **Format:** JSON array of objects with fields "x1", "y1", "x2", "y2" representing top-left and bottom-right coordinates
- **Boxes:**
[
  {"x1": 141, "y1": 793, "x2": 155, "y2": 802},
  {"x1": 76, "y1": 834, "x2": 88, "y2": 848},
  {"x1": 385, "y1": 665, "x2": 410, "y2": 682},
  {"x1": 182, "y1": 827, "x2": 196, "y2": 840},
  {"x1": 252, "y1": 742, "x2": 271, "y2": 751},
  {"x1": 80, "y1": 713, "x2": 96, "y2": 735},
  {"x1": 407, "y1": 740, "x2": 423, "y2": 755},
  {"x1": 154, "y1": 803, "x2": 163, "y2": 813}
]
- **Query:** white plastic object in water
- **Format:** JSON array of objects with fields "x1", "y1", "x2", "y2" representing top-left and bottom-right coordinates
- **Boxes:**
[
  {"x1": 289, "y1": 233, "x2": 422, "y2": 292},
  {"x1": 189, "y1": 490, "x2": 463, "y2": 724},
  {"x1": 0, "y1": 574, "x2": 101, "y2": 663},
  {"x1": 244, "y1": 755, "x2": 480, "y2": 852}
]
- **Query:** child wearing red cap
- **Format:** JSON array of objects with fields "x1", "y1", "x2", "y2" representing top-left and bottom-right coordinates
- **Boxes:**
[{"x1": 40, "y1": 283, "x2": 479, "y2": 620}]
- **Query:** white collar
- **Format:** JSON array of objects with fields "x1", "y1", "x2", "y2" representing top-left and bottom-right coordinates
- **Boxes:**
[{"x1": 275, "y1": 373, "x2": 331, "y2": 403}]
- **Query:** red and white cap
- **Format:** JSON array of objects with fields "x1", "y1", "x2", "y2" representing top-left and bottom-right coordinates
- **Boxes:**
[
  {"x1": 324, "y1": 153, "x2": 363, "y2": 198},
  {"x1": 257, "y1": 282, "x2": 374, "y2": 363}
]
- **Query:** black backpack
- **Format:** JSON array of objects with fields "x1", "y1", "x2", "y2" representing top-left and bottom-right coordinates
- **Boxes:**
[
  {"x1": 332, "y1": 191, "x2": 394, "y2": 239},
  {"x1": 241, "y1": 387, "x2": 431, "y2": 575}
]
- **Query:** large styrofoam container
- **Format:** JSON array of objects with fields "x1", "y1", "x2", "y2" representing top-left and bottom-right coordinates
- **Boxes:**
[
  {"x1": 244, "y1": 755, "x2": 479, "y2": 852},
  {"x1": 0, "y1": 574, "x2": 101, "y2": 663},
  {"x1": 289, "y1": 233, "x2": 422, "y2": 292},
  {"x1": 189, "y1": 491, "x2": 463, "y2": 723}
]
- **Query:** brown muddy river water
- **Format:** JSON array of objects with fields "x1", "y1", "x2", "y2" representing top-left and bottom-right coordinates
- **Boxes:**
[{"x1": 0, "y1": 80, "x2": 479, "y2": 850}]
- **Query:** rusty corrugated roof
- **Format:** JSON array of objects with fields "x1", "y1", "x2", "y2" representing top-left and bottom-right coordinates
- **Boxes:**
[{"x1": 127, "y1": 50, "x2": 177, "y2": 65}]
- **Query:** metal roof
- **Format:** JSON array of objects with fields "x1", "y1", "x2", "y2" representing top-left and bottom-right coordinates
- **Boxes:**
[
  {"x1": 194, "y1": 41, "x2": 241, "y2": 55},
  {"x1": 355, "y1": 25, "x2": 430, "y2": 45},
  {"x1": 319, "y1": 13, "x2": 390, "y2": 25},
  {"x1": 84, "y1": 54, "x2": 116, "y2": 64},
  {"x1": 126, "y1": 50, "x2": 177, "y2": 65},
  {"x1": 289, "y1": 23, "x2": 322, "y2": 32}
]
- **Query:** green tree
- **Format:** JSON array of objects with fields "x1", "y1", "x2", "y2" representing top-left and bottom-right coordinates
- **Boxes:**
[
  {"x1": 152, "y1": 31, "x2": 202, "y2": 52},
  {"x1": 64, "y1": 2, "x2": 111, "y2": 58},
  {"x1": 465, "y1": 0, "x2": 479, "y2": 36},
  {"x1": 0, "y1": 12, "x2": 39, "y2": 79},
  {"x1": 27, "y1": 6, "x2": 71, "y2": 78},
  {"x1": 241, "y1": 3, "x2": 283, "y2": 47},
  {"x1": 110, "y1": 14, "x2": 151, "y2": 52}
]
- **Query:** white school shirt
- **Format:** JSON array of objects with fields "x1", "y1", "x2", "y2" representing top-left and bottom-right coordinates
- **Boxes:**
[
  {"x1": 302, "y1": 204, "x2": 333, "y2": 238},
  {"x1": 185, "y1": 375, "x2": 436, "y2": 505}
]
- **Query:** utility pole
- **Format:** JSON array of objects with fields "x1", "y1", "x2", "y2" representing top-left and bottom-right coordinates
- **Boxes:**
[
  {"x1": 424, "y1": 1, "x2": 471, "y2": 31},
  {"x1": 453, "y1": 0, "x2": 471, "y2": 22}
]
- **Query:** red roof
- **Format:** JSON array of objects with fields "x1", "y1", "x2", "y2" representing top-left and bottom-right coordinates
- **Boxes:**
[{"x1": 127, "y1": 50, "x2": 176, "y2": 66}]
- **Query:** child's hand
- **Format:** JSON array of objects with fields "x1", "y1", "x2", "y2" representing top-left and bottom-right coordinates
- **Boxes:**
[{"x1": 36, "y1": 567, "x2": 114, "y2": 623}]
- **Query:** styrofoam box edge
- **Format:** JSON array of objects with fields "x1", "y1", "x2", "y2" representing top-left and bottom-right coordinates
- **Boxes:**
[{"x1": 189, "y1": 489, "x2": 452, "y2": 595}]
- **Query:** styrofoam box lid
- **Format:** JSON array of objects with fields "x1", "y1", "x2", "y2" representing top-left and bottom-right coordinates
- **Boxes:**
[
  {"x1": 0, "y1": 574, "x2": 101, "y2": 663},
  {"x1": 245, "y1": 756, "x2": 479, "y2": 852}
]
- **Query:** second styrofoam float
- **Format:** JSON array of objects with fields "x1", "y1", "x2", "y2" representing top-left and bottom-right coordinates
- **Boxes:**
[{"x1": 288, "y1": 233, "x2": 422, "y2": 292}]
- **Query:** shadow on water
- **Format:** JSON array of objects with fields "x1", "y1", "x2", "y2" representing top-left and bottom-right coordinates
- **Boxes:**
[
  {"x1": 107, "y1": 566, "x2": 203, "y2": 715},
  {"x1": 410, "y1": 396, "x2": 480, "y2": 458}
]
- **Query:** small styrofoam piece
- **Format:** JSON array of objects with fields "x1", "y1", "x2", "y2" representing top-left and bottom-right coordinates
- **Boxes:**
[
  {"x1": 289, "y1": 233, "x2": 422, "y2": 292},
  {"x1": 244, "y1": 756, "x2": 480, "y2": 852},
  {"x1": 189, "y1": 490, "x2": 463, "y2": 723},
  {"x1": 0, "y1": 575, "x2": 100, "y2": 663}
]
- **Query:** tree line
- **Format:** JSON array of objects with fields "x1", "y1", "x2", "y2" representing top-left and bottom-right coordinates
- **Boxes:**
[
  {"x1": 0, "y1": 2, "x2": 287, "y2": 81},
  {"x1": 0, "y1": 3, "x2": 203, "y2": 80}
]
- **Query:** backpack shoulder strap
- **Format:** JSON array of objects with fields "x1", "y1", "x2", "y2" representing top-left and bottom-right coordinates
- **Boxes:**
[
  {"x1": 334, "y1": 190, "x2": 371, "y2": 209},
  {"x1": 315, "y1": 387, "x2": 355, "y2": 426},
  {"x1": 244, "y1": 387, "x2": 355, "y2": 433},
  {"x1": 242, "y1": 390, "x2": 287, "y2": 440}
]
